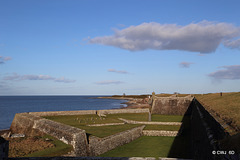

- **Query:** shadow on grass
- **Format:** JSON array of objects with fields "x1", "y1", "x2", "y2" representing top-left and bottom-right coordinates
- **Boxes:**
[{"x1": 167, "y1": 104, "x2": 193, "y2": 159}]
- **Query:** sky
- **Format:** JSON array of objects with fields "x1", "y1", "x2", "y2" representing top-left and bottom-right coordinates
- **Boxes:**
[{"x1": 1, "y1": 0, "x2": 240, "y2": 95}]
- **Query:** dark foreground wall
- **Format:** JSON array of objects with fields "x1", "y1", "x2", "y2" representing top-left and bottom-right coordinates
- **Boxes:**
[
  {"x1": 0, "y1": 137, "x2": 8, "y2": 160},
  {"x1": 190, "y1": 98, "x2": 239, "y2": 160}
]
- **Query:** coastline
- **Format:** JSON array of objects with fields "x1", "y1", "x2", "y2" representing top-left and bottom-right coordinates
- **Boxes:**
[{"x1": 98, "y1": 96, "x2": 151, "y2": 109}]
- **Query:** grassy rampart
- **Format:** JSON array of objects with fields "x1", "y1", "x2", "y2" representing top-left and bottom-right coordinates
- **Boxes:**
[{"x1": 195, "y1": 92, "x2": 240, "y2": 132}]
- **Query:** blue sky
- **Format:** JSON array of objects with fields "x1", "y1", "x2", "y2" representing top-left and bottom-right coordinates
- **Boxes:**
[{"x1": 1, "y1": 0, "x2": 240, "y2": 95}]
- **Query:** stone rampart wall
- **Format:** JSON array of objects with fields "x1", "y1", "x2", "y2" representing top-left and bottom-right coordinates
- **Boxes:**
[
  {"x1": 29, "y1": 109, "x2": 149, "y2": 117},
  {"x1": 151, "y1": 96, "x2": 193, "y2": 115},
  {"x1": 89, "y1": 125, "x2": 145, "y2": 156},
  {"x1": 10, "y1": 109, "x2": 148, "y2": 156},
  {"x1": 98, "y1": 109, "x2": 149, "y2": 115},
  {"x1": 29, "y1": 110, "x2": 96, "y2": 116},
  {"x1": 118, "y1": 118, "x2": 181, "y2": 125},
  {"x1": 10, "y1": 113, "x2": 89, "y2": 156}
]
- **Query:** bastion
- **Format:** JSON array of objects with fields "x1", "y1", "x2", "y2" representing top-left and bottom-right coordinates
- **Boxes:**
[
  {"x1": 10, "y1": 109, "x2": 149, "y2": 156},
  {"x1": 150, "y1": 95, "x2": 193, "y2": 115}
]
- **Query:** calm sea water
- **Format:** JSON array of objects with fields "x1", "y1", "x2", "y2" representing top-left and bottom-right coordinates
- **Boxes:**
[{"x1": 0, "y1": 96, "x2": 128, "y2": 130}]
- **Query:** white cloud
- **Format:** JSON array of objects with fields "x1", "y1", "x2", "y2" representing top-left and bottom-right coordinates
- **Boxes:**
[
  {"x1": 95, "y1": 80, "x2": 124, "y2": 85},
  {"x1": 179, "y1": 62, "x2": 194, "y2": 68},
  {"x1": 89, "y1": 21, "x2": 240, "y2": 53},
  {"x1": 3, "y1": 73, "x2": 76, "y2": 83},
  {"x1": 224, "y1": 38, "x2": 240, "y2": 49},
  {"x1": 208, "y1": 65, "x2": 240, "y2": 80},
  {"x1": 108, "y1": 69, "x2": 129, "y2": 74},
  {"x1": 54, "y1": 77, "x2": 76, "y2": 83}
]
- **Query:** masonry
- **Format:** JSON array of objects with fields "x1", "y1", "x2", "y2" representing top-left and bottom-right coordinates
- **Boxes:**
[
  {"x1": 150, "y1": 95, "x2": 193, "y2": 115},
  {"x1": 8, "y1": 98, "x2": 239, "y2": 159},
  {"x1": 10, "y1": 109, "x2": 148, "y2": 156}
]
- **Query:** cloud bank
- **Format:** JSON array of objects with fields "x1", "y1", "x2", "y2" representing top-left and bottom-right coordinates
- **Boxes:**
[
  {"x1": 208, "y1": 65, "x2": 240, "y2": 80},
  {"x1": 179, "y1": 62, "x2": 194, "y2": 68},
  {"x1": 108, "y1": 69, "x2": 129, "y2": 74},
  {"x1": 0, "y1": 56, "x2": 12, "y2": 64},
  {"x1": 90, "y1": 21, "x2": 240, "y2": 53},
  {"x1": 4, "y1": 73, "x2": 75, "y2": 83},
  {"x1": 95, "y1": 80, "x2": 124, "y2": 85}
]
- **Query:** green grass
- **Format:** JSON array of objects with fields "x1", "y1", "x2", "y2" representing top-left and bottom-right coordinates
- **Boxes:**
[
  {"x1": 25, "y1": 135, "x2": 72, "y2": 157},
  {"x1": 151, "y1": 114, "x2": 183, "y2": 122},
  {"x1": 144, "y1": 125, "x2": 181, "y2": 131},
  {"x1": 100, "y1": 115, "x2": 192, "y2": 158},
  {"x1": 99, "y1": 136, "x2": 192, "y2": 158},
  {"x1": 43, "y1": 114, "x2": 142, "y2": 137},
  {"x1": 99, "y1": 136, "x2": 175, "y2": 158},
  {"x1": 43, "y1": 113, "x2": 183, "y2": 137},
  {"x1": 75, "y1": 124, "x2": 141, "y2": 138},
  {"x1": 43, "y1": 114, "x2": 122, "y2": 125},
  {"x1": 107, "y1": 113, "x2": 149, "y2": 121},
  {"x1": 195, "y1": 92, "x2": 240, "y2": 130}
]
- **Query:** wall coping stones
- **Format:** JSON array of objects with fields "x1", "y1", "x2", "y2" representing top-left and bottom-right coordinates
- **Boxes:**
[
  {"x1": 143, "y1": 130, "x2": 178, "y2": 137},
  {"x1": 118, "y1": 118, "x2": 181, "y2": 125},
  {"x1": 29, "y1": 109, "x2": 149, "y2": 117},
  {"x1": 87, "y1": 123, "x2": 125, "y2": 127}
]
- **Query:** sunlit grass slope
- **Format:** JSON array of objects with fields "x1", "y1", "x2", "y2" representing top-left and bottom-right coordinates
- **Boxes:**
[{"x1": 195, "y1": 92, "x2": 240, "y2": 131}]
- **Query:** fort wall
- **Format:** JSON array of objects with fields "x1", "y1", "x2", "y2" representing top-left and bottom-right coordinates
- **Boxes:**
[
  {"x1": 89, "y1": 125, "x2": 145, "y2": 156},
  {"x1": 10, "y1": 109, "x2": 149, "y2": 156},
  {"x1": 151, "y1": 96, "x2": 193, "y2": 115},
  {"x1": 8, "y1": 99, "x2": 238, "y2": 159},
  {"x1": 10, "y1": 113, "x2": 89, "y2": 156},
  {"x1": 29, "y1": 109, "x2": 149, "y2": 117}
]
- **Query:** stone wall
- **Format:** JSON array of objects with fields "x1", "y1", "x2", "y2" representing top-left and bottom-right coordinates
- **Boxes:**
[
  {"x1": 29, "y1": 110, "x2": 96, "y2": 116},
  {"x1": 151, "y1": 96, "x2": 193, "y2": 115},
  {"x1": 98, "y1": 109, "x2": 149, "y2": 115},
  {"x1": 28, "y1": 109, "x2": 149, "y2": 117},
  {"x1": 10, "y1": 113, "x2": 89, "y2": 156},
  {"x1": 89, "y1": 125, "x2": 145, "y2": 156},
  {"x1": 143, "y1": 130, "x2": 178, "y2": 137},
  {"x1": 10, "y1": 109, "x2": 148, "y2": 157},
  {"x1": 118, "y1": 118, "x2": 181, "y2": 125}
]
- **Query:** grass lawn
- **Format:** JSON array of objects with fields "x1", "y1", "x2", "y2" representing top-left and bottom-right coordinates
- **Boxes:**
[
  {"x1": 151, "y1": 114, "x2": 183, "y2": 122},
  {"x1": 99, "y1": 136, "x2": 175, "y2": 158},
  {"x1": 43, "y1": 113, "x2": 184, "y2": 137},
  {"x1": 99, "y1": 136, "x2": 191, "y2": 158},
  {"x1": 25, "y1": 135, "x2": 72, "y2": 157},
  {"x1": 76, "y1": 124, "x2": 141, "y2": 138},
  {"x1": 195, "y1": 92, "x2": 240, "y2": 131},
  {"x1": 43, "y1": 114, "x2": 142, "y2": 137},
  {"x1": 107, "y1": 113, "x2": 149, "y2": 121},
  {"x1": 144, "y1": 125, "x2": 181, "y2": 131},
  {"x1": 100, "y1": 115, "x2": 192, "y2": 158},
  {"x1": 43, "y1": 114, "x2": 122, "y2": 125}
]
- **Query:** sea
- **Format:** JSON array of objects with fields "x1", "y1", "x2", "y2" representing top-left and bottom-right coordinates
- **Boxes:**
[{"x1": 0, "y1": 96, "x2": 128, "y2": 130}]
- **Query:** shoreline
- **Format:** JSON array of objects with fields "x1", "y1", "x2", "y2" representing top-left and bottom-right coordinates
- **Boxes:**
[{"x1": 98, "y1": 96, "x2": 151, "y2": 109}]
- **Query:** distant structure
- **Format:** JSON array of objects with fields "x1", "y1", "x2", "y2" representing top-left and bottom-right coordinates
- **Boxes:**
[{"x1": 150, "y1": 94, "x2": 193, "y2": 115}]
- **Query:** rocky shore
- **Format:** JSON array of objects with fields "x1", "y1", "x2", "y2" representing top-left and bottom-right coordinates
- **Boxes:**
[{"x1": 98, "y1": 96, "x2": 151, "y2": 109}]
